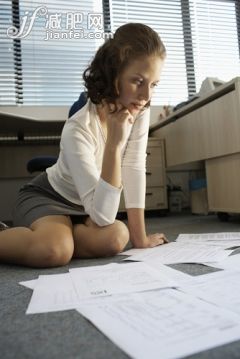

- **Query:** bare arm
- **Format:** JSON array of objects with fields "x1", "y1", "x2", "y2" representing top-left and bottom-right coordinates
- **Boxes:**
[{"x1": 127, "y1": 208, "x2": 167, "y2": 248}]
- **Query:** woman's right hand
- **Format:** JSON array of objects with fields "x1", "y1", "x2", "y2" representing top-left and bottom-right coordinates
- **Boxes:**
[{"x1": 102, "y1": 101, "x2": 134, "y2": 148}]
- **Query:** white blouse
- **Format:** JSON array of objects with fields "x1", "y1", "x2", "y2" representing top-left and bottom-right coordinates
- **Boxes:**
[{"x1": 46, "y1": 99, "x2": 150, "y2": 226}]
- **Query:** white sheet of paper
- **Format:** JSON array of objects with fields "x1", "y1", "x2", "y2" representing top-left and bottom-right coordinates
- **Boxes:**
[
  {"x1": 176, "y1": 233, "x2": 240, "y2": 250},
  {"x1": 19, "y1": 279, "x2": 37, "y2": 290},
  {"x1": 205, "y1": 253, "x2": 240, "y2": 270},
  {"x1": 19, "y1": 262, "x2": 191, "y2": 291},
  {"x1": 77, "y1": 288, "x2": 240, "y2": 359},
  {"x1": 69, "y1": 262, "x2": 176, "y2": 300},
  {"x1": 178, "y1": 269, "x2": 240, "y2": 315},
  {"x1": 118, "y1": 247, "x2": 156, "y2": 256},
  {"x1": 177, "y1": 240, "x2": 240, "y2": 249},
  {"x1": 143, "y1": 260, "x2": 192, "y2": 282},
  {"x1": 123, "y1": 242, "x2": 233, "y2": 264},
  {"x1": 26, "y1": 273, "x2": 79, "y2": 314},
  {"x1": 176, "y1": 232, "x2": 240, "y2": 241}
]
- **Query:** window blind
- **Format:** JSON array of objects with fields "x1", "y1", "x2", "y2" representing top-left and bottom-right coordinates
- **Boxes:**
[
  {"x1": 0, "y1": 1, "x2": 16, "y2": 105},
  {"x1": 189, "y1": 0, "x2": 240, "y2": 92},
  {"x1": 0, "y1": 0, "x2": 105, "y2": 105},
  {"x1": 1, "y1": 0, "x2": 240, "y2": 106}
]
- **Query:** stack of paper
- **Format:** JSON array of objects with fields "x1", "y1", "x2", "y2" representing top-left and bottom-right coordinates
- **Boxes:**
[
  {"x1": 21, "y1": 262, "x2": 183, "y2": 315},
  {"x1": 19, "y1": 231, "x2": 240, "y2": 359},
  {"x1": 120, "y1": 232, "x2": 240, "y2": 264},
  {"x1": 77, "y1": 287, "x2": 240, "y2": 359},
  {"x1": 176, "y1": 232, "x2": 240, "y2": 249}
]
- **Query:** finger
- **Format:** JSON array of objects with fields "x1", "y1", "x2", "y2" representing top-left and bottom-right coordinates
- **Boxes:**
[
  {"x1": 117, "y1": 107, "x2": 134, "y2": 123},
  {"x1": 160, "y1": 234, "x2": 169, "y2": 243},
  {"x1": 155, "y1": 233, "x2": 168, "y2": 243},
  {"x1": 114, "y1": 100, "x2": 125, "y2": 112},
  {"x1": 128, "y1": 115, "x2": 135, "y2": 124},
  {"x1": 149, "y1": 238, "x2": 164, "y2": 248},
  {"x1": 162, "y1": 236, "x2": 169, "y2": 243},
  {"x1": 108, "y1": 102, "x2": 116, "y2": 112}
]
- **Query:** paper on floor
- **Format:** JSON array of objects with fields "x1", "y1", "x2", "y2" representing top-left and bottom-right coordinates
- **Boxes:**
[
  {"x1": 123, "y1": 242, "x2": 234, "y2": 264},
  {"x1": 176, "y1": 232, "x2": 240, "y2": 250},
  {"x1": 69, "y1": 262, "x2": 176, "y2": 300},
  {"x1": 118, "y1": 247, "x2": 156, "y2": 256},
  {"x1": 19, "y1": 279, "x2": 37, "y2": 290},
  {"x1": 176, "y1": 232, "x2": 240, "y2": 241},
  {"x1": 208, "y1": 253, "x2": 240, "y2": 270},
  {"x1": 143, "y1": 260, "x2": 191, "y2": 282},
  {"x1": 26, "y1": 273, "x2": 79, "y2": 314},
  {"x1": 20, "y1": 261, "x2": 191, "y2": 293},
  {"x1": 177, "y1": 268, "x2": 240, "y2": 315},
  {"x1": 25, "y1": 262, "x2": 178, "y2": 314},
  {"x1": 77, "y1": 288, "x2": 240, "y2": 359}
]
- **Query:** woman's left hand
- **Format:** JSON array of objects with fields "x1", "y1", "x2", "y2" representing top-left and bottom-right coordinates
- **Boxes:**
[{"x1": 146, "y1": 233, "x2": 169, "y2": 247}]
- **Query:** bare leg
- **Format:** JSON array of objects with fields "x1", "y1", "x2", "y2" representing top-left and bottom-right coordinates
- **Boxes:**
[
  {"x1": 72, "y1": 217, "x2": 129, "y2": 258},
  {"x1": 0, "y1": 215, "x2": 74, "y2": 268}
]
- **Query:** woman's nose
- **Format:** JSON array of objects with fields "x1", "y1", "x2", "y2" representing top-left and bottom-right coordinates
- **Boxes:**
[{"x1": 138, "y1": 85, "x2": 151, "y2": 102}]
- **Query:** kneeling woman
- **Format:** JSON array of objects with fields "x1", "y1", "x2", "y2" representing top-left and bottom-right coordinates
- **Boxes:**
[{"x1": 0, "y1": 23, "x2": 167, "y2": 268}]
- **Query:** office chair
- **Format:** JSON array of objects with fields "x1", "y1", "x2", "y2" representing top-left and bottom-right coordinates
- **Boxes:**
[{"x1": 27, "y1": 92, "x2": 88, "y2": 173}]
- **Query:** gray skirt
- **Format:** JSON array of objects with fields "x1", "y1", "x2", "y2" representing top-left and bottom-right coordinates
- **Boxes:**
[{"x1": 12, "y1": 172, "x2": 88, "y2": 228}]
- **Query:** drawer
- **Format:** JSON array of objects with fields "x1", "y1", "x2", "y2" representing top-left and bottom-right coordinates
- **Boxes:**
[
  {"x1": 145, "y1": 187, "x2": 167, "y2": 209},
  {"x1": 146, "y1": 146, "x2": 164, "y2": 167},
  {"x1": 146, "y1": 167, "x2": 165, "y2": 186}
]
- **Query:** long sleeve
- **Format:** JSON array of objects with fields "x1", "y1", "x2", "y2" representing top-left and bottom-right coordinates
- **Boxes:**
[
  {"x1": 61, "y1": 122, "x2": 122, "y2": 226},
  {"x1": 121, "y1": 108, "x2": 150, "y2": 208},
  {"x1": 47, "y1": 100, "x2": 122, "y2": 227}
]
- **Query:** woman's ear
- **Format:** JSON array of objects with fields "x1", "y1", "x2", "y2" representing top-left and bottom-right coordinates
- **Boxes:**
[{"x1": 114, "y1": 78, "x2": 120, "y2": 96}]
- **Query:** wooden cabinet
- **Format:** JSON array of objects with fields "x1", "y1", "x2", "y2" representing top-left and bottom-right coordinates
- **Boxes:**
[
  {"x1": 119, "y1": 137, "x2": 167, "y2": 211},
  {"x1": 150, "y1": 77, "x2": 240, "y2": 215}
]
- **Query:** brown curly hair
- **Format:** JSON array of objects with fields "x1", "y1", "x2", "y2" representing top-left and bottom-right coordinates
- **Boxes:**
[{"x1": 83, "y1": 23, "x2": 166, "y2": 106}]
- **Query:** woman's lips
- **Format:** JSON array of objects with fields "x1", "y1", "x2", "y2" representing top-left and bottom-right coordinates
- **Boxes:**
[{"x1": 130, "y1": 103, "x2": 143, "y2": 111}]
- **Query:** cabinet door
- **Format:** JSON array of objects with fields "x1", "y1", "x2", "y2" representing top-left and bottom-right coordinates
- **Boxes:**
[
  {"x1": 206, "y1": 153, "x2": 240, "y2": 213},
  {"x1": 146, "y1": 142, "x2": 164, "y2": 167},
  {"x1": 146, "y1": 167, "x2": 165, "y2": 187},
  {"x1": 145, "y1": 187, "x2": 167, "y2": 209}
]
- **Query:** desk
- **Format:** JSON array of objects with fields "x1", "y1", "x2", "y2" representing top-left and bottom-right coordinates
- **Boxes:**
[
  {"x1": 150, "y1": 77, "x2": 240, "y2": 214},
  {"x1": 0, "y1": 112, "x2": 64, "y2": 221}
]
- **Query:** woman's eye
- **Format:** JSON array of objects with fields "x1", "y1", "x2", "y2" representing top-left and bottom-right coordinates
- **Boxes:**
[{"x1": 133, "y1": 79, "x2": 142, "y2": 86}]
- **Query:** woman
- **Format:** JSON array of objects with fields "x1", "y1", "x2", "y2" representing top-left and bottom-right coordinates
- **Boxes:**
[{"x1": 0, "y1": 23, "x2": 167, "y2": 268}]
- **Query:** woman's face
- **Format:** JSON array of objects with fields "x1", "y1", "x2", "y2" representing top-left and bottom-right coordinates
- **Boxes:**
[{"x1": 116, "y1": 55, "x2": 164, "y2": 115}]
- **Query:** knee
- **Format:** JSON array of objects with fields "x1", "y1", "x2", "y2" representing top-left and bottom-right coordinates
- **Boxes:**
[
  {"x1": 108, "y1": 221, "x2": 129, "y2": 256},
  {"x1": 31, "y1": 235, "x2": 74, "y2": 267},
  {"x1": 45, "y1": 243, "x2": 73, "y2": 267}
]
